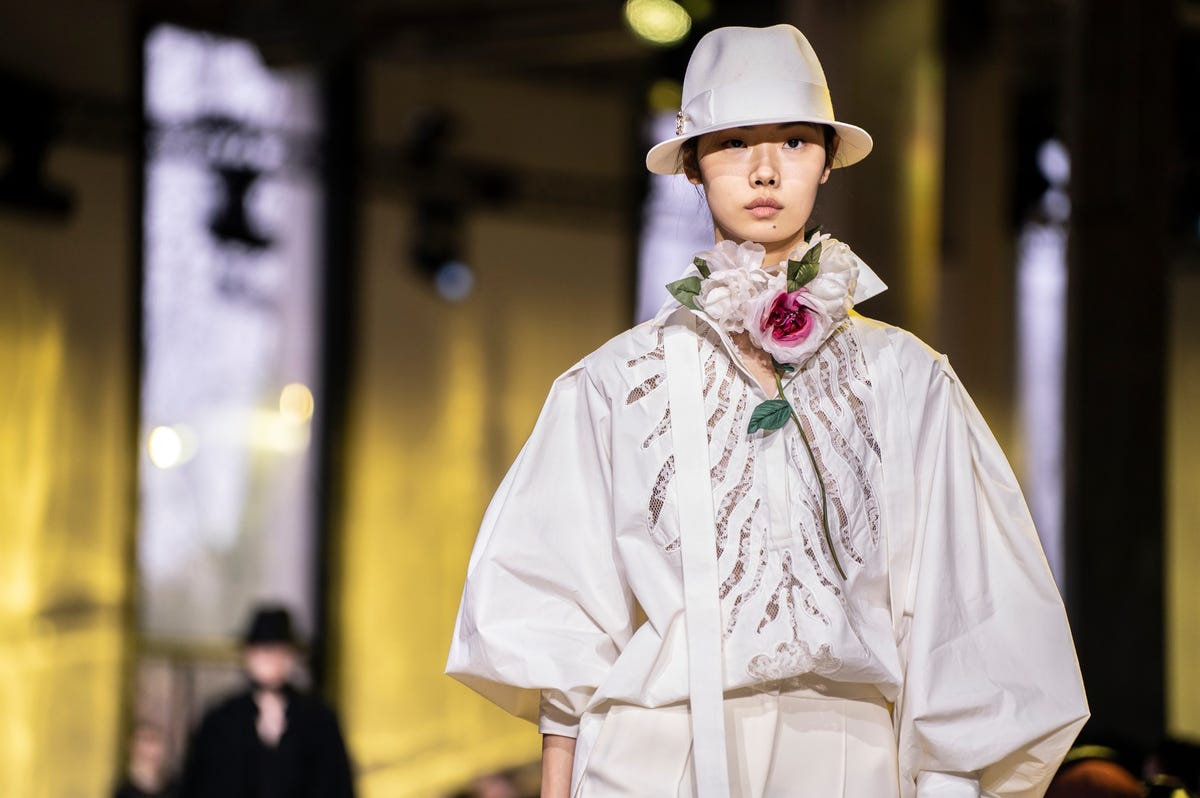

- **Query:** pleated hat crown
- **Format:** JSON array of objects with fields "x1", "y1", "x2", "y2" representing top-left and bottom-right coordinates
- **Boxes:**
[{"x1": 645, "y1": 24, "x2": 873, "y2": 175}]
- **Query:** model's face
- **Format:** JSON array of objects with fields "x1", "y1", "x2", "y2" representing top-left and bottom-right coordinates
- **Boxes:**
[
  {"x1": 243, "y1": 644, "x2": 297, "y2": 690},
  {"x1": 690, "y1": 122, "x2": 833, "y2": 265}
]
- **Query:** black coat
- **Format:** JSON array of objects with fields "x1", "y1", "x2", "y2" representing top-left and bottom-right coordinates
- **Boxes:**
[{"x1": 179, "y1": 686, "x2": 355, "y2": 798}]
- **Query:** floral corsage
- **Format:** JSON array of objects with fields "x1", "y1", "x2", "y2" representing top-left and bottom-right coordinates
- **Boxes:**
[{"x1": 666, "y1": 231, "x2": 860, "y2": 578}]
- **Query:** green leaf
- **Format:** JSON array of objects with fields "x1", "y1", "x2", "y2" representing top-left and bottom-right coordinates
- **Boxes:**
[
  {"x1": 801, "y1": 241, "x2": 823, "y2": 267},
  {"x1": 747, "y1": 399, "x2": 794, "y2": 433},
  {"x1": 666, "y1": 276, "x2": 703, "y2": 310},
  {"x1": 693, "y1": 257, "x2": 711, "y2": 279},
  {"x1": 771, "y1": 358, "x2": 795, "y2": 373},
  {"x1": 786, "y1": 256, "x2": 820, "y2": 291}
]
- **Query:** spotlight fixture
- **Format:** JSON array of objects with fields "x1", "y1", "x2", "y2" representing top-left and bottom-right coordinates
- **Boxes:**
[
  {"x1": 0, "y1": 72, "x2": 74, "y2": 219},
  {"x1": 411, "y1": 196, "x2": 474, "y2": 303}
]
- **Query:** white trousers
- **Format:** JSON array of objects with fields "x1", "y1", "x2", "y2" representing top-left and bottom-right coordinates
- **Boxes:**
[{"x1": 575, "y1": 681, "x2": 900, "y2": 798}]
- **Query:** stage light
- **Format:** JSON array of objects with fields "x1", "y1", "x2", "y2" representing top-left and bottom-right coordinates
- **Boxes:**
[
  {"x1": 148, "y1": 426, "x2": 184, "y2": 469},
  {"x1": 279, "y1": 382, "x2": 314, "y2": 423},
  {"x1": 147, "y1": 424, "x2": 198, "y2": 469},
  {"x1": 433, "y1": 260, "x2": 474, "y2": 303},
  {"x1": 623, "y1": 0, "x2": 692, "y2": 47},
  {"x1": 1036, "y1": 139, "x2": 1071, "y2": 224},
  {"x1": 1037, "y1": 139, "x2": 1070, "y2": 185}
]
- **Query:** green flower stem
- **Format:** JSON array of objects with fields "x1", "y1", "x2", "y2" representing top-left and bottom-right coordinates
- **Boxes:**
[{"x1": 773, "y1": 369, "x2": 847, "y2": 580}]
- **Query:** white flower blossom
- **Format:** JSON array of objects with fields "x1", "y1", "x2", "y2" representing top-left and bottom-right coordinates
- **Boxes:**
[
  {"x1": 699, "y1": 239, "x2": 769, "y2": 274},
  {"x1": 681, "y1": 234, "x2": 862, "y2": 366},
  {"x1": 693, "y1": 240, "x2": 774, "y2": 334}
]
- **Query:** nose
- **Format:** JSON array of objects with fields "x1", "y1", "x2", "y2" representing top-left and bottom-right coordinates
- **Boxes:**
[{"x1": 750, "y1": 144, "x2": 778, "y2": 186}]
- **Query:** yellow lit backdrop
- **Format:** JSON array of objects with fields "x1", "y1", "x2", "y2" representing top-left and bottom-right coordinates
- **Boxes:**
[
  {"x1": 332, "y1": 64, "x2": 634, "y2": 797},
  {"x1": 0, "y1": 149, "x2": 134, "y2": 797}
]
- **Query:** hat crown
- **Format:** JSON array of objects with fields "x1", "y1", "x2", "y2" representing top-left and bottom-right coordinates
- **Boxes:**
[
  {"x1": 682, "y1": 25, "x2": 829, "y2": 106},
  {"x1": 243, "y1": 605, "x2": 300, "y2": 646}
]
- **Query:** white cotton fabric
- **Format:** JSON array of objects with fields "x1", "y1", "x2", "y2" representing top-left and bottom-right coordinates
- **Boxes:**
[
  {"x1": 577, "y1": 681, "x2": 898, "y2": 797},
  {"x1": 446, "y1": 294, "x2": 1088, "y2": 797}
]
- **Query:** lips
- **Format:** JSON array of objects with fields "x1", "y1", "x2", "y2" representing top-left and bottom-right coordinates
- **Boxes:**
[{"x1": 747, "y1": 198, "x2": 782, "y2": 219}]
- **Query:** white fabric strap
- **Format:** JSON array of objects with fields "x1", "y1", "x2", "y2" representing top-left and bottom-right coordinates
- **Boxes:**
[{"x1": 663, "y1": 320, "x2": 730, "y2": 798}]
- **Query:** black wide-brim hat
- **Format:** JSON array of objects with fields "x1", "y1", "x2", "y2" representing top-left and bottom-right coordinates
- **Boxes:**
[{"x1": 242, "y1": 605, "x2": 303, "y2": 647}]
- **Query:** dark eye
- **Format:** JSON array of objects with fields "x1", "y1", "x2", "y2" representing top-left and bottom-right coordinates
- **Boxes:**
[
  {"x1": 723, "y1": 138, "x2": 746, "y2": 149},
  {"x1": 785, "y1": 138, "x2": 804, "y2": 149}
]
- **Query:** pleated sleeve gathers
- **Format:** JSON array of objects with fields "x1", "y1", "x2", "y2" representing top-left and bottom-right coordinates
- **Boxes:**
[
  {"x1": 445, "y1": 363, "x2": 635, "y2": 738},
  {"x1": 884, "y1": 330, "x2": 1089, "y2": 797}
]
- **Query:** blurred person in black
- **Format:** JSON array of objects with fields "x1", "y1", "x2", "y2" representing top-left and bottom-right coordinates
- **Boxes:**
[{"x1": 179, "y1": 605, "x2": 355, "y2": 798}]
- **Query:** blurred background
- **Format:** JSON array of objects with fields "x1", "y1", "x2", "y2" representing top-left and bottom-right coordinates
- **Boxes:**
[{"x1": 1, "y1": 0, "x2": 1198, "y2": 795}]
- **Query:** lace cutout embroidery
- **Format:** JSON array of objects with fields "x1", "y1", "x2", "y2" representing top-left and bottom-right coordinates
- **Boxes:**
[
  {"x1": 710, "y1": 391, "x2": 748, "y2": 486},
  {"x1": 798, "y1": 378, "x2": 881, "y2": 546},
  {"x1": 756, "y1": 550, "x2": 829, "y2": 635},
  {"x1": 719, "y1": 501, "x2": 760, "y2": 595},
  {"x1": 624, "y1": 330, "x2": 665, "y2": 367},
  {"x1": 638, "y1": 322, "x2": 883, "y2": 644},
  {"x1": 701, "y1": 350, "x2": 719, "y2": 397},
  {"x1": 706, "y1": 361, "x2": 737, "y2": 431},
  {"x1": 817, "y1": 358, "x2": 842, "y2": 411},
  {"x1": 714, "y1": 444, "x2": 756, "y2": 558},
  {"x1": 828, "y1": 324, "x2": 871, "y2": 387},
  {"x1": 825, "y1": 334, "x2": 882, "y2": 460},
  {"x1": 722, "y1": 501, "x2": 770, "y2": 634},
  {"x1": 642, "y1": 407, "x2": 671, "y2": 449},
  {"x1": 647, "y1": 455, "x2": 677, "y2": 550},
  {"x1": 626, "y1": 373, "x2": 665, "y2": 405}
]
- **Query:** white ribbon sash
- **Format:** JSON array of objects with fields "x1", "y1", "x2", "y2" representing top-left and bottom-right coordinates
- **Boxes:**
[{"x1": 664, "y1": 319, "x2": 731, "y2": 797}]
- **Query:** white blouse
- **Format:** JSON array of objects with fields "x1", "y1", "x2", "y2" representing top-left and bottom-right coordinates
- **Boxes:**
[{"x1": 447, "y1": 287, "x2": 1088, "y2": 797}]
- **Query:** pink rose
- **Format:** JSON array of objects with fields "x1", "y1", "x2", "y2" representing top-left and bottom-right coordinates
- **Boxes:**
[
  {"x1": 747, "y1": 284, "x2": 832, "y2": 366},
  {"x1": 764, "y1": 291, "x2": 817, "y2": 341}
]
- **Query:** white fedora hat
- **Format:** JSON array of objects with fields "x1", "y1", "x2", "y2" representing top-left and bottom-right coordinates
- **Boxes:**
[{"x1": 645, "y1": 24, "x2": 873, "y2": 175}]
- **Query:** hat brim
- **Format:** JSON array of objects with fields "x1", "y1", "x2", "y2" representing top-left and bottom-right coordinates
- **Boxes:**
[{"x1": 645, "y1": 117, "x2": 874, "y2": 175}]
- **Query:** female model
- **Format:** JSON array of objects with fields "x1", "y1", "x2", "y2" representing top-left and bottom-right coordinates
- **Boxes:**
[{"x1": 447, "y1": 24, "x2": 1088, "y2": 798}]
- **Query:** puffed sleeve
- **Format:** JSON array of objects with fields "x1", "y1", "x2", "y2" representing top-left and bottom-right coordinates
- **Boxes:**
[
  {"x1": 445, "y1": 364, "x2": 635, "y2": 737},
  {"x1": 895, "y1": 349, "x2": 1089, "y2": 798}
]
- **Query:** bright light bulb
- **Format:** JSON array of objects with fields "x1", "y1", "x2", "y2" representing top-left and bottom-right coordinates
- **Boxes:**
[
  {"x1": 279, "y1": 383, "x2": 314, "y2": 422},
  {"x1": 148, "y1": 426, "x2": 184, "y2": 469},
  {"x1": 623, "y1": 0, "x2": 692, "y2": 46}
]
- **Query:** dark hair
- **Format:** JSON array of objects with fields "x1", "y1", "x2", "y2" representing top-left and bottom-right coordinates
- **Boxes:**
[{"x1": 676, "y1": 123, "x2": 839, "y2": 175}]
